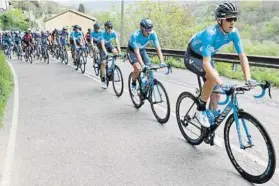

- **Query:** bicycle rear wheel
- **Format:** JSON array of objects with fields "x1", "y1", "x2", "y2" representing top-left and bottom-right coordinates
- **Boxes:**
[
  {"x1": 128, "y1": 72, "x2": 144, "y2": 108},
  {"x1": 224, "y1": 111, "x2": 276, "y2": 184},
  {"x1": 112, "y1": 65, "x2": 124, "y2": 97},
  {"x1": 176, "y1": 92, "x2": 205, "y2": 145},
  {"x1": 150, "y1": 80, "x2": 170, "y2": 124}
]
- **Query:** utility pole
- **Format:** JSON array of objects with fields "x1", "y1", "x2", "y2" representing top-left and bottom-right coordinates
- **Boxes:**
[{"x1": 120, "y1": 0, "x2": 124, "y2": 46}]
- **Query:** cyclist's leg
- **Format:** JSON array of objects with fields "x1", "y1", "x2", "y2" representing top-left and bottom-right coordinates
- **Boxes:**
[
  {"x1": 99, "y1": 45, "x2": 107, "y2": 82},
  {"x1": 207, "y1": 61, "x2": 221, "y2": 111}
]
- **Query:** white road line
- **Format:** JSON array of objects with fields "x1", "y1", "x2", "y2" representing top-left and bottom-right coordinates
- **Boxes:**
[
  {"x1": 60, "y1": 58, "x2": 279, "y2": 175},
  {"x1": 1, "y1": 61, "x2": 20, "y2": 186}
]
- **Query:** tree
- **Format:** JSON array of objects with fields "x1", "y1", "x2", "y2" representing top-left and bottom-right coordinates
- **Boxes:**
[
  {"x1": 78, "y1": 3, "x2": 85, "y2": 13},
  {"x1": 0, "y1": 8, "x2": 28, "y2": 31}
]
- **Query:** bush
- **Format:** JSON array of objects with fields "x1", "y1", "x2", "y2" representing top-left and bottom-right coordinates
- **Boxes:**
[{"x1": 0, "y1": 51, "x2": 14, "y2": 127}]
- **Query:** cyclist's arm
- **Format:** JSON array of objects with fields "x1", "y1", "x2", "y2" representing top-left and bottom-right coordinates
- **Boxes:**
[
  {"x1": 115, "y1": 38, "x2": 121, "y2": 54},
  {"x1": 232, "y1": 29, "x2": 251, "y2": 81},
  {"x1": 152, "y1": 32, "x2": 163, "y2": 62},
  {"x1": 155, "y1": 46, "x2": 164, "y2": 63},
  {"x1": 239, "y1": 53, "x2": 251, "y2": 81}
]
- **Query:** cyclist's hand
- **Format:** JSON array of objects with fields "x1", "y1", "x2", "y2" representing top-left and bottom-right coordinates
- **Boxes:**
[
  {"x1": 159, "y1": 61, "x2": 166, "y2": 68},
  {"x1": 246, "y1": 79, "x2": 257, "y2": 88},
  {"x1": 141, "y1": 65, "x2": 149, "y2": 72},
  {"x1": 220, "y1": 84, "x2": 234, "y2": 91}
]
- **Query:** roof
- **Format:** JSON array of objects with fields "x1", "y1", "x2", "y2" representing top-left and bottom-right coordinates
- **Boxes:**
[{"x1": 44, "y1": 9, "x2": 97, "y2": 22}]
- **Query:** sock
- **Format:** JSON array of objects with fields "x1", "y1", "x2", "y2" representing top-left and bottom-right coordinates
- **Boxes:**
[{"x1": 197, "y1": 98, "x2": 206, "y2": 111}]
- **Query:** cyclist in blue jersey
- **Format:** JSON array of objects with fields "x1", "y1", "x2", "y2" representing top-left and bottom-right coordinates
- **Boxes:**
[
  {"x1": 72, "y1": 25, "x2": 85, "y2": 65},
  {"x1": 99, "y1": 21, "x2": 121, "y2": 89},
  {"x1": 127, "y1": 18, "x2": 165, "y2": 95},
  {"x1": 184, "y1": 2, "x2": 257, "y2": 128},
  {"x1": 90, "y1": 23, "x2": 103, "y2": 67},
  {"x1": 14, "y1": 31, "x2": 22, "y2": 55},
  {"x1": 59, "y1": 26, "x2": 69, "y2": 48}
]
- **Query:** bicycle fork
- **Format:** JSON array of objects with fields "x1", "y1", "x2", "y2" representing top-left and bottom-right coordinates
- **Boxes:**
[{"x1": 233, "y1": 105, "x2": 253, "y2": 149}]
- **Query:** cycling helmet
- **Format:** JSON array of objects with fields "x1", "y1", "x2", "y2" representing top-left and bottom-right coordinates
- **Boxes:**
[
  {"x1": 93, "y1": 23, "x2": 100, "y2": 30},
  {"x1": 140, "y1": 18, "x2": 153, "y2": 31},
  {"x1": 62, "y1": 26, "x2": 67, "y2": 30},
  {"x1": 215, "y1": 2, "x2": 238, "y2": 19},
  {"x1": 104, "y1": 21, "x2": 113, "y2": 29},
  {"x1": 88, "y1": 28, "x2": 91, "y2": 32}
]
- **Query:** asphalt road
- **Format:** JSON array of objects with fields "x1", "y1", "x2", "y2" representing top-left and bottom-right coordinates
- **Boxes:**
[{"x1": 0, "y1": 54, "x2": 278, "y2": 186}]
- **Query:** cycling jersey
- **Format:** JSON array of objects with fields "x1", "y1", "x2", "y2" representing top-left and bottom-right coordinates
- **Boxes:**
[
  {"x1": 73, "y1": 31, "x2": 82, "y2": 41},
  {"x1": 189, "y1": 24, "x2": 243, "y2": 58},
  {"x1": 128, "y1": 29, "x2": 159, "y2": 50},
  {"x1": 60, "y1": 31, "x2": 68, "y2": 40},
  {"x1": 14, "y1": 35, "x2": 21, "y2": 44},
  {"x1": 90, "y1": 31, "x2": 103, "y2": 43},
  {"x1": 101, "y1": 31, "x2": 117, "y2": 44}
]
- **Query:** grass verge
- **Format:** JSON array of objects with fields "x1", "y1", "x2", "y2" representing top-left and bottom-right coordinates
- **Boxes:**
[
  {"x1": 150, "y1": 56, "x2": 279, "y2": 87},
  {"x1": 0, "y1": 51, "x2": 14, "y2": 127}
]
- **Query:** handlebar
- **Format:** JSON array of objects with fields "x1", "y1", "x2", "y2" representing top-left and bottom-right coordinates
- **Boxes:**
[
  {"x1": 217, "y1": 81, "x2": 272, "y2": 105},
  {"x1": 142, "y1": 64, "x2": 172, "y2": 75}
]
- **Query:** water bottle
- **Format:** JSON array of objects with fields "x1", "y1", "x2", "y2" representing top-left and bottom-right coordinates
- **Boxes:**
[
  {"x1": 213, "y1": 109, "x2": 221, "y2": 118},
  {"x1": 205, "y1": 109, "x2": 214, "y2": 125}
]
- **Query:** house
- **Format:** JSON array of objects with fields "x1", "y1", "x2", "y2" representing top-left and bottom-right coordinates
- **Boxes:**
[{"x1": 44, "y1": 9, "x2": 97, "y2": 33}]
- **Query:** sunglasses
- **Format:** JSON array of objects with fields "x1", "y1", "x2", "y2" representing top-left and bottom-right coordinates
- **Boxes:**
[
  {"x1": 225, "y1": 17, "x2": 237, "y2": 22},
  {"x1": 143, "y1": 28, "x2": 153, "y2": 33}
]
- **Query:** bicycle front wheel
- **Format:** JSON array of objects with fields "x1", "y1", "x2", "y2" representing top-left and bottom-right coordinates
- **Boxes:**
[
  {"x1": 112, "y1": 65, "x2": 124, "y2": 97},
  {"x1": 176, "y1": 92, "x2": 205, "y2": 145},
  {"x1": 150, "y1": 80, "x2": 170, "y2": 124},
  {"x1": 80, "y1": 56, "x2": 86, "y2": 74},
  {"x1": 224, "y1": 111, "x2": 276, "y2": 184}
]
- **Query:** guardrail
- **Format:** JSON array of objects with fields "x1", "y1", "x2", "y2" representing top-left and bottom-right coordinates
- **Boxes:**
[{"x1": 121, "y1": 46, "x2": 279, "y2": 69}]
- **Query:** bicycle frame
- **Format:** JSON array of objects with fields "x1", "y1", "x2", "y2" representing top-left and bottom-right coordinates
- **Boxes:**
[{"x1": 197, "y1": 76, "x2": 270, "y2": 149}]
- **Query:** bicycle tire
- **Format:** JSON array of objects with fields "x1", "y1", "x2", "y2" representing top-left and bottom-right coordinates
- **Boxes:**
[
  {"x1": 64, "y1": 50, "x2": 68, "y2": 65},
  {"x1": 224, "y1": 111, "x2": 276, "y2": 184},
  {"x1": 112, "y1": 65, "x2": 124, "y2": 97},
  {"x1": 128, "y1": 72, "x2": 144, "y2": 108},
  {"x1": 89, "y1": 47, "x2": 94, "y2": 58},
  {"x1": 150, "y1": 80, "x2": 170, "y2": 124},
  {"x1": 176, "y1": 92, "x2": 205, "y2": 145},
  {"x1": 29, "y1": 55, "x2": 32, "y2": 64},
  {"x1": 80, "y1": 56, "x2": 86, "y2": 74}
]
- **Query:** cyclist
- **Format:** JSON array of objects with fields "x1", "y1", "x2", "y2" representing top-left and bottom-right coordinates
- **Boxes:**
[
  {"x1": 90, "y1": 23, "x2": 103, "y2": 67},
  {"x1": 40, "y1": 30, "x2": 49, "y2": 58},
  {"x1": 99, "y1": 21, "x2": 121, "y2": 89},
  {"x1": 85, "y1": 28, "x2": 91, "y2": 44},
  {"x1": 72, "y1": 25, "x2": 85, "y2": 66},
  {"x1": 22, "y1": 29, "x2": 33, "y2": 56},
  {"x1": 14, "y1": 31, "x2": 22, "y2": 56},
  {"x1": 184, "y1": 2, "x2": 256, "y2": 128},
  {"x1": 59, "y1": 26, "x2": 69, "y2": 49},
  {"x1": 127, "y1": 18, "x2": 165, "y2": 95}
]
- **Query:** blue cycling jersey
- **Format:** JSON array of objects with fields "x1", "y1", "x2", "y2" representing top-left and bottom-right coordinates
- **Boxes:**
[
  {"x1": 128, "y1": 29, "x2": 159, "y2": 50},
  {"x1": 101, "y1": 31, "x2": 117, "y2": 44},
  {"x1": 190, "y1": 24, "x2": 243, "y2": 58},
  {"x1": 90, "y1": 31, "x2": 103, "y2": 43},
  {"x1": 60, "y1": 31, "x2": 68, "y2": 40}
]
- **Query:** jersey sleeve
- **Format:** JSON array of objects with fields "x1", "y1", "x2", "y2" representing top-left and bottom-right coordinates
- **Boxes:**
[
  {"x1": 232, "y1": 28, "x2": 244, "y2": 54},
  {"x1": 201, "y1": 28, "x2": 215, "y2": 58},
  {"x1": 113, "y1": 32, "x2": 117, "y2": 40},
  {"x1": 151, "y1": 32, "x2": 160, "y2": 48},
  {"x1": 129, "y1": 33, "x2": 138, "y2": 49}
]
